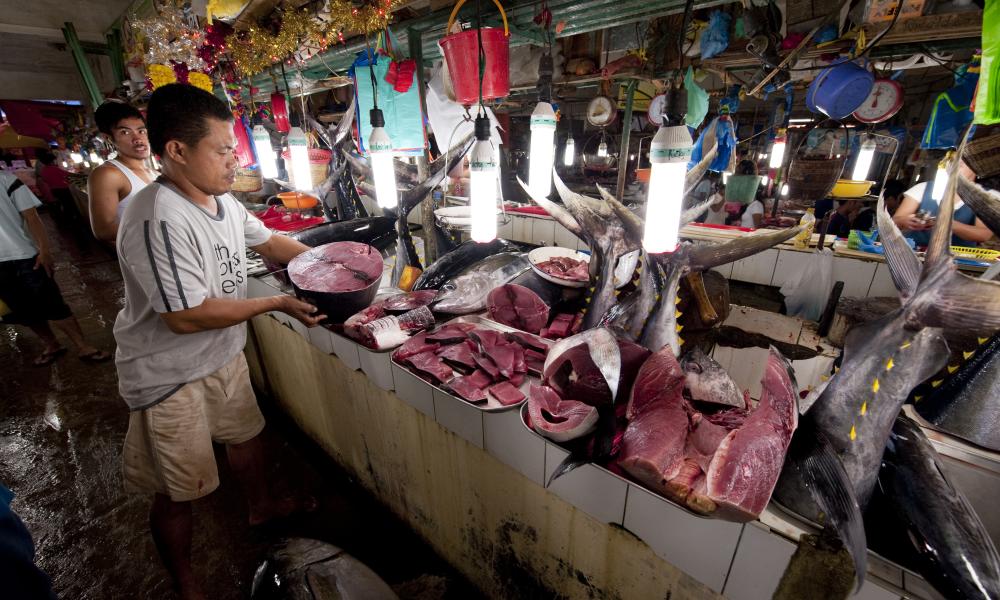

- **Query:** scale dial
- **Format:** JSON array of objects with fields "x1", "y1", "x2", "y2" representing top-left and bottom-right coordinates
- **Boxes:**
[
  {"x1": 587, "y1": 95, "x2": 617, "y2": 127},
  {"x1": 853, "y1": 79, "x2": 904, "y2": 124},
  {"x1": 647, "y1": 94, "x2": 668, "y2": 127}
]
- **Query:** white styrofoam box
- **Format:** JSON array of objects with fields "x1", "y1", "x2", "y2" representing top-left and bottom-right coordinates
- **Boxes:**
[
  {"x1": 712, "y1": 345, "x2": 770, "y2": 400},
  {"x1": 831, "y1": 255, "x2": 879, "y2": 298},
  {"x1": 391, "y1": 362, "x2": 435, "y2": 419},
  {"x1": 770, "y1": 249, "x2": 815, "y2": 290},
  {"x1": 307, "y1": 325, "x2": 335, "y2": 355},
  {"x1": 544, "y1": 443, "x2": 628, "y2": 524},
  {"x1": 710, "y1": 261, "x2": 734, "y2": 279},
  {"x1": 855, "y1": 578, "x2": 904, "y2": 600},
  {"x1": 723, "y1": 522, "x2": 797, "y2": 600},
  {"x1": 867, "y1": 263, "x2": 898, "y2": 298},
  {"x1": 730, "y1": 248, "x2": 779, "y2": 286},
  {"x1": 483, "y1": 409, "x2": 546, "y2": 486},
  {"x1": 498, "y1": 215, "x2": 515, "y2": 241},
  {"x1": 623, "y1": 483, "x2": 744, "y2": 592},
  {"x1": 330, "y1": 331, "x2": 361, "y2": 370},
  {"x1": 512, "y1": 215, "x2": 530, "y2": 243},
  {"x1": 358, "y1": 346, "x2": 394, "y2": 391},
  {"x1": 902, "y1": 572, "x2": 946, "y2": 600},
  {"x1": 433, "y1": 388, "x2": 485, "y2": 448},
  {"x1": 553, "y1": 222, "x2": 579, "y2": 250},
  {"x1": 531, "y1": 218, "x2": 556, "y2": 246}
]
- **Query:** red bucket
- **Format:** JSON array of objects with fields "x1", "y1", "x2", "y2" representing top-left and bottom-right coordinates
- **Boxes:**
[{"x1": 439, "y1": 0, "x2": 510, "y2": 106}]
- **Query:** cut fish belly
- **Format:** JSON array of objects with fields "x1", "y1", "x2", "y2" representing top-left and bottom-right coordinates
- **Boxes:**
[{"x1": 526, "y1": 385, "x2": 598, "y2": 442}]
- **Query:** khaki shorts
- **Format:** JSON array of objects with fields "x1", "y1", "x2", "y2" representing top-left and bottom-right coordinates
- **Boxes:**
[{"x1": 122, "y1": 353, "x2": 265, "y2": 502}]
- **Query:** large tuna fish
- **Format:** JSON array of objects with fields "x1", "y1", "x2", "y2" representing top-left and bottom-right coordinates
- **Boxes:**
[{"x1": 251, "y1": 538, "x2": 397, "y2": 600}]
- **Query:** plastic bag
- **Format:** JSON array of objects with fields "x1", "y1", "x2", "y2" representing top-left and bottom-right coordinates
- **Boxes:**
[
  {"x1": 780, "y1": 248, "x2": 833, "y2": 322},
  {"x1": 792, "y1": 209, "x2": 816, "y2": 249},
  {"x1": 975, "y1": 0, "x2": 999, "y2": 125},
  {"x1": 700, "y1": 11, "x2": 732, "y2": 60},
  {"x1": 922, "y1": 58, "x2": 980, "y2": 149},
  {"x1": 684, "y1": 67, "x2": 709, "y2": 128}
]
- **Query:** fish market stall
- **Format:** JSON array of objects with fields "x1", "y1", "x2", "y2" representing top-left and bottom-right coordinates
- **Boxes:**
[{"x1": 113, "y1": 0, "x2": 1000, "y2": 597}]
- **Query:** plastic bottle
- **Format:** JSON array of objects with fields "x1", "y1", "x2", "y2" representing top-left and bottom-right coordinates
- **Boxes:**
[{"x1": 793, "y1": 208, "x2": 816, "y2": 249}]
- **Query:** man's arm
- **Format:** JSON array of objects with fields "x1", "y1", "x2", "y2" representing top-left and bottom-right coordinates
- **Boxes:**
[
  {"x1": 160, "y1": 295, "x2": 325, "y2": 334},
  {"x1": 952, "y1": 218, "x2": 994, "y2": 243},
  {"x1": 21, "y1": 208, "x2": 53, "y2": 276},
  {"x1": 892, "y1": 194, "x2": 933, "y2": 232},
  {"x1": 87, "y1": 166, "x2": 127, "y2": 243},
  {"x1": 251, "y1": 233, "x2": 310, "y2": 265}
]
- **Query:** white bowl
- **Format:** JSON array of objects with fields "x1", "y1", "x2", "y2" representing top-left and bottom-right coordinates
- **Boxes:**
[{"x1": 528, "y1": 246, "x2": 591, "y2": 288}]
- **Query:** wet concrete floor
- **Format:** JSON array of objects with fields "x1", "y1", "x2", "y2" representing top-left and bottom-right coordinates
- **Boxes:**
[{"x1": 0, "y1": 212, "x2": 482, "y2": 599}]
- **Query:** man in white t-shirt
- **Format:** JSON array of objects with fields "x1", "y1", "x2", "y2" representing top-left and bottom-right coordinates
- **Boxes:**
[
  {"x1": 114, "y1": 84, "x2": 323, "y2": 599},
  {"x1": 741, "y1": 198, "x2": 765, "y2": 229}
]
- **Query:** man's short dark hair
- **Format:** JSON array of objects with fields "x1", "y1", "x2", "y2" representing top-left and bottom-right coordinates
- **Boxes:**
[
  {"x1": 94, "y1": 101, "x2": 144, "y2": 135},
  {"x1": 36, "y1": 149, "x2": 56, "y2": 166},
  {"x1": 883, "y1": 179, "x2": 905, "y2": 199},
  {"x1": 146, "y1": 84, "x2": 232, "y2": 156}
]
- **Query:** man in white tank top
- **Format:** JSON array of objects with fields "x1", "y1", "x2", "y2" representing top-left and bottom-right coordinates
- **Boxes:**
[{"x1": 88, "y1": 102, "x2": 157, "y2": 243}]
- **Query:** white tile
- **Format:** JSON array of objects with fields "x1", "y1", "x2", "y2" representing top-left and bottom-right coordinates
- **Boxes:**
[
  {"x1": 307, "y1": 325, "x2": 335, "y2": 354},
  {"x1": 902, "y1": 572, "x2": 946, "y2": 600},
  {"x1": 856, "y1": 579, "x2": 904, "y2": 600},
  {"x1": 407, "y1": 203, "x2": 422, "y2": 226},
  {"x1": 711, "y1": 261, "x2": 734, "y2": 279},
  {"x1": 433, "y1": 388, "x2": 485, "y2": 448},
  {"x1": 730, "y1": 248, "x2": 779, "y2": 286},
  {"x1": 330, "y1": 331, "x2": 361, "y2": 370},
  {"x1": 553, "y1": 222, "x2": 580, "y2": 250},
  {"x1": 512, "y1": 215, "x2": 529, "y2": 243},
  {"x1": 771, "y1": 249, "x2": 814, "y2": 289},
  {"x1": 358, "y1": 347, "x2": 395, "y2": 391},
  {"x1": 868, "y1": 263, "x2": 899, "y2": 297},
  {"x1": 623, "y1": 483, "x2": 744, "y2": 592},
  {"x1": 718, "y1": 346, "x2": 769, "y2": 400},
  {"x1": 723, "y1": 523, "x2": 797, "y2": 600},
  {"x1": 498, "y1": 215, "x2": 515, "y2": 240},
  {"x1": 789, "y1": 355, "x2": 836, "y2": 395},
  {"x1": 544, "y1": 443, "x2": 628, "y2": 524},
  {"x1": 391, "y1": 362, "x2": 435, "y2": 418},
  {"x1": 831, "y1": 256, "x2": 878, "y2": 298},
  {"x1": 531, "y1": 218, "x2": 556, "y2": 246},
  {"x1": 483, "y1": 409, "x2": 546, "y2": 486}
]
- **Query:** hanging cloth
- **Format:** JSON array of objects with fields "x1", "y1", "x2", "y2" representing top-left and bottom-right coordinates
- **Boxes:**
[
  {"x1": 684, "y1": 67, "x2": 710, "y2": 128},
  {"x1": 689, "y1": 115, "x2": 737, "y2": 173}
]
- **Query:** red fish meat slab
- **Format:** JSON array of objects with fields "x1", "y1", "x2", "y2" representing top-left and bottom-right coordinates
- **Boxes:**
[
  {"x1": 392, "y1": 332, "x2": 439, "y2": 361},
  {"x1": 425, "y1": 322, "x2": 477, "y2": 343},
  {"x1": 526, "y1": 385, "x2": 599, "y2": 442},
  {"x1": 436, "y1": 340, "x2": 478, "y2": 369},
  {"x1": 288, "y1": 241, "x2": 383, "y2": 293},
  {"x1": 488, "y1": 381, "x2": 526, "y2": 406},
  {"x1": 536, "y1": 256, "x2": 589, "y2": 282},
  {"x1": 405, "y1": 351, "x2": 454, "y2": 383},
  {"x1": 449, "y1": 375, "x2": 487, "y2": 402},
  {"x1": 486, "y1": 284, "x2": 550, "y2": 334}
]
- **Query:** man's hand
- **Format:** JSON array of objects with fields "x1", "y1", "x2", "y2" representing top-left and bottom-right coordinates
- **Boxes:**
[
  {"x1": 279, "y1": 295, "x2": 326, "y2": 327},
  {"x1": 34, "y1": 250, "x2": 54, "y2": 277},
  {"x1": 900, "y1": 214, "x2": 934, "y2": 231}
]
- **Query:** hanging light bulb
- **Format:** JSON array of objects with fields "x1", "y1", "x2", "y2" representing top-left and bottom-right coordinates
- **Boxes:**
[
  {"x1": 89, "y1": 151, "x2": 103, "y2": 165},
  {"x1": 252, "y1": 124, "x2": 279, "y2": 179},
  {"x1": 287, "y1": 123, "x2": 313, "y2": 192},
  {"x1": 470, "y1": 115, "x2": 498, "y2": 243},
  {"x1": 61, "y1": 161, "x2": 68, "y2": 169},
  {"x1": 851, "y1": 136, "x2": 878, "y2": 181},
  {"x1": 931, "y1": 153, "x2": 952, "y2": 202},
  {"x1": 770, "y1": 130, "x2": 787, "y2": 170},
  {"x1": 781, "y1": 183, "x2": 789, "y2": 196},
  {"x1": 563, "y1": 137, "x2": 575, "y2": 166},
  {"x1": 597, "y1": 140, "x2": 609, "y2": 158},
  {"x1": 528, "y1": 101, "x2": 556, "y2": 198},
  {"x1": 83, "y1": 161, "x2": 91, "y2": 168},
  {"x1": 723, "y1": 171, "x2": 731, "y2": 185},
  {"x1": 368, "y1": 108, "x2": 397, "y2": 210},
  {"x1": 761, "y1": 174, "x2": 769, "y2": 186},
  {"x1": 643, "y1": 122, "x2": 693, "y2": 254},
  {"x1": 70, "y1": 152, "x2": 83, "y2": 164}
]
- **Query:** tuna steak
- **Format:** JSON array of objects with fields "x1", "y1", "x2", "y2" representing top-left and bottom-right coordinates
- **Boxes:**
[{"x1": 527, "y1": 385, "x2": 599, "y2": 442}]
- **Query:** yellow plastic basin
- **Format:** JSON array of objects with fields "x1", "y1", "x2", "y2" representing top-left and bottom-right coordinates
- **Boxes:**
[{"x1": 830, "y1": 179, "x2": 874, "y2": 198}]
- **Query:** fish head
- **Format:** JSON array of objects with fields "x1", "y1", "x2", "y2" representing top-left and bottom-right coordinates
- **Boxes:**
[{"x1": 680, "y1": 347, "x2": 744, "y2": 408}]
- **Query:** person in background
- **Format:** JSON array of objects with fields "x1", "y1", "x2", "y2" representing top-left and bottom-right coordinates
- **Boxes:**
[
  {"x1": 88, "y1": 101, "x2": 156, "y2": 244},
  {"x1": 852, "y1": 179, "x2": 905, "y2": 232},
  {"x1": 740, "y1": 196, "x2": 765, "y2": 229},
  {"x1": 36, "y1": 150, "x2": 80, "y2": 225},
  {"x1": 0, "y1": 482, "x2": 57, "y2": 599},
  {"x1": 0, "y1": 171, "x2": 111, "y2": 365},
  {"x1": 114, "y1": 84, "x2": 322, "y2": 600},
  {"x1": 893, "y1": 158, "x2": 992, "y2": 247},
  {"x1": 827, "y1": 199, "x2": 862, "y2": 238},
  {"x1": 704, "y1": 181, "x2": 728, "y2": 225}
]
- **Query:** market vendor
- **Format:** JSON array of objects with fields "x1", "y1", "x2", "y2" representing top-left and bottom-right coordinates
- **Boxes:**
[
  {"x1": 827, "y1": 199, "x2": 862, "y2": 238},
  {"x1": 87, "y1": 101, "x2": 157, "y2": 243},
  {"x1": 893, "y1": 159, "x2": 992, "y2": 247},
  {"x1": 113, "y1": 84, "x2": 324, "y2": 599}
]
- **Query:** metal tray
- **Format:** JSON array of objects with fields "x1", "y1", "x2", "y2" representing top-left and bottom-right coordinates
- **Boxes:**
[
  {"x1": 390, "y1": 315, "x2": 547, "y2": 413},
  {"x1": 516, "y1": 403, "x2": 713, "y2": 520}
]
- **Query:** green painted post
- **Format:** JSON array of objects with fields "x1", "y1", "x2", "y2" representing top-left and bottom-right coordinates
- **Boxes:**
[
  {"x1": 616, "y1": 79, "x2": 639, "y2": 200},
  {"x1": 62, "y1": 22, "x2": 104, "y2": 108},
  {"x1": 106, "y1": 28, "x2": 126, "y2": 86}
]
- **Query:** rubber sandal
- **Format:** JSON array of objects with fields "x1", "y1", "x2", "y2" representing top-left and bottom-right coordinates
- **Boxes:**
[
  {"x1": 78, "y1": 349, "x2": 112, "y2": 363},
  {"x1": 33, "y1": 347, "x2": 67, "y2": 367}
]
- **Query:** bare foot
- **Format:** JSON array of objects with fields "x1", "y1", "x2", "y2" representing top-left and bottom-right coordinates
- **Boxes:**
[{"x1": 249, "y1": 495, "x2": 319, "y2": 527}]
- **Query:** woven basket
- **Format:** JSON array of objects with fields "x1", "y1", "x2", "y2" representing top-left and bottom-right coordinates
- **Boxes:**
[
  {"x1": 282, "y1": 148, "x2": 332, "y2": 188},
  {"x1": 786, "y1": 121, "x2": 848, "y2": 201},
  {"x1": 964, "y1": 129, "x2": 1000, "y2": 179},
  {"x1": 232, "y1": 166, "x2": 262, "y2": 192}
]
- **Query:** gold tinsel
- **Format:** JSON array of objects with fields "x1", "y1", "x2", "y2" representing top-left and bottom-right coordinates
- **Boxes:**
[
  {"x1": 227, "y1": 0, "x2": 405, "y2": 77},
  {"x1": 132, "y1": 4, "x2": 207, "y2": 71}
]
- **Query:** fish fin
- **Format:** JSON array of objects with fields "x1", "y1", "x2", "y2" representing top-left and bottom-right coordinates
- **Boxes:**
[
  {"x1": 587, "y1": 328, "x2": 622, "y2": 402},
  {"x1": 518, "y1": 176, "x2": 583, "y2": 236},
  {"x1": 792, "y1": 419, "x2": 868, "y2": 591},
  {"x1": 546, "y1": 451, "x2": 590, "y2": 487},
  {"x1": 680, "y1": 196, "x2": 716, "y2": 226},
  {"x1": 925, "y1": 124, "x2": 975, "y2": 268},
  {"x1": 686, "y1": 226, "x2": 802, "y2": 271},
  {"x1": 399, "y1": 136, "x2": 474, "y2": 215},
  {"x1": 597, "y1": 185, "x2": 644, "y2": 245},
  {"x1": 876, "y1": 195, "x2": 921, "y2": 301},
  {"x1": 330, "y1": 96, "x2": 356, "y2": 147},
  {"x1": 920, "y1": 270, "x2": 1000, "y2": 332}
]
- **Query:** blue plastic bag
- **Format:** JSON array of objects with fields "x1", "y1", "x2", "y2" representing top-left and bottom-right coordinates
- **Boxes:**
[
  {"x1": 922, "y1": 59, "x2": 980, "y2": 149},
  {"x1": 689, "y1": 115, "x2": 737, "y2": 173},
  {"x1": 700, "y1": 11, "x2": 731, "y2": 60}
]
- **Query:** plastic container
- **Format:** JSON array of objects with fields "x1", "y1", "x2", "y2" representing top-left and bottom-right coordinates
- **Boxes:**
[
  {"x1": 724, "y1": 175, "x2": 761, "y2": 204},
  {"x1": 277, "y1": 192, "x2": 319, "y2": 210},
  {"x1": 830, "y1": 179, "x2": 874, "y2": 198},
  {"x1": 792, "y1": 209, "x2": 816, "y2": 249},
  {"x1": 439, "y1": 0, "x2": 510, "y2": 105},
  {"x1": 806, "y1": 59, "x2": 874, "y2": 120}
]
